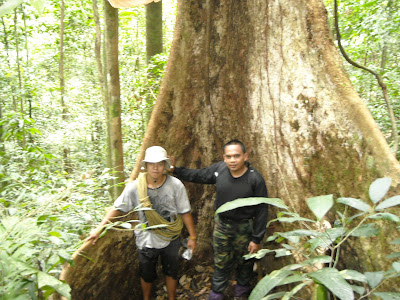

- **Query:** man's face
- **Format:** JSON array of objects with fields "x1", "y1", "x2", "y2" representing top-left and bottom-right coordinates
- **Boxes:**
[
  {"x1": 146, "y1": 161, "x2": 165, "y2": 180},
  {"x1": 223, "y1": 144, "x2": 248, "y2": 173}
]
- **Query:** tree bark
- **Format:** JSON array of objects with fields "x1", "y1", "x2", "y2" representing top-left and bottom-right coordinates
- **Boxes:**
[
  {"x1": 92, "y1": 0, "x2": 113, "y2": 182},
  {"x1": 60, "y1": 0, "x2": 400, "y2": 298},
  {"x1": 104, "y1": 0, "x2": 124, "y2": 198},
  {"x1": 145, "y1": 0, "x2": 163, "y2": 61},
  {"x1": 59, "y1": 0, "x2": 72, "y2": 174},
  {"x1": 13, "y1": 8, "x2": 26, "y2": 147}
]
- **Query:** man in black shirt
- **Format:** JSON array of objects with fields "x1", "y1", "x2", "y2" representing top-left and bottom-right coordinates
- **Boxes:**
[{"x1": 170, "y1": 140, "x2": 268, "y2": 299}]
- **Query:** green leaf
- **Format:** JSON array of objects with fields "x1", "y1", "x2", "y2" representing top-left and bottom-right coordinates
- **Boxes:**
[
  {"x1": 350, "y1": 223, "x2": 379, "y2": 237},
  {"x1": 281, "y1": 281, "x2": 311, "y2": 300},
  {"x1": 337, "y1": 197, "x2": 371, "y2": 212},
  {"x1": 274, "y1": 216, "x2": 316, "y2": 223},
  {"x1": 306, "y1": 195, "x2": 333, "y2": 221},
  {"x1": 307, "y1": 227, "x2": 346, "y2": 252},
  {"x1": 392, "y1": 262, "x2": 400, "y2": 273},
  {"x1": 376, "y1": 195, "x2": 400, "y2": 210},
  {"x1": 275, "y1": 249, "x2": 292, "y2": 257},
  {"x1": 308, "y1": 268, "x2": 354, "y2": 300},
  {"x1": 350, "y1": 284, "x2": 365, "y2": 295},
  {"x1": 261, "y1": 292, "x2": 286, "y2": 300},
  {"x1": 249, "y1": 270, "x2": 292, "y2": 300},
  {"x1": 386, "y1": 252, "x2": 400, "y2": 259},
  {"x1": 364, "y1": 271, "x2": 384, "y2": 288},
  {"x1": 301, "y1": 256, "x2": 332, "y2": 266},
  {"x1": 0, "y1": 0, "x2": 24, "y2": 17},
  {"x1": 369, "y1": 178, "x2": 391, "y2": 203},
  {"x1": 279, "y1": 229, "x2": 320, "y2": 238},
  {"x1": 37, "y1": 271, "x2": 71, "y2": 299},
  {"x1": 389, "y1": 238, "x2": 400, "y2": 245},
  {"x1": 339, "y1": 270, "x2": 368, "y2": 282},
  {"x1": 368, "y1": 213, "x2": 400, "y2": 223},
  {"x1": 373, "y1": 292, "x2": 400, "y2": 300},
  {"x1": 29, "y1": 0, "x2": 45, "y2": 15},
  {"x1": 215, "y1": 198, "x2": 287, "y2": 215},
  {"x1": 244, "y1": 249, "x2": 277, "y2": 260}
]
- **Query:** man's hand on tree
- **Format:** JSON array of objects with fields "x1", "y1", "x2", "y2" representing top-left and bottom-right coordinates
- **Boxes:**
[{"x1": 248, "y1": 241, "x2": 260, "y2": 254}]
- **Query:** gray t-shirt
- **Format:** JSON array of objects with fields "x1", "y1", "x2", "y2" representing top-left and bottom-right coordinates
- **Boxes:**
[{"x1": 114, "y1": 175, "x2": 191, "y2": 249}]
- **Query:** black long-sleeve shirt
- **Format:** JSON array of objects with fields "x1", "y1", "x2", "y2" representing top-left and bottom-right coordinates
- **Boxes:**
[{"x1": 174, "y1": 161, "x2": 269, "y2": 244}]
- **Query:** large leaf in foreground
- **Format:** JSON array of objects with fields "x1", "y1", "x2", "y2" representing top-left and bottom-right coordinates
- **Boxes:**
[
  {"x1": 308, "y1": 268, "x2": 354, "y2": 300},
  {"x1": 215, "y1": 198, "x2": 287, "y2": 215},
  {"x1": 249, "y1": 270, "x2": 292, "y2": 300}
]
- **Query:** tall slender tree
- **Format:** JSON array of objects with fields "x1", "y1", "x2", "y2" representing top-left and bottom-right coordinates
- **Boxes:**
[
  {"x1": 92, "y1": 0, "x2": 112, "y2": 175},
  {"x1": 13, "y1": 8, "x2": 26, "y2": 147},
  {"x1": 145, "y1": 0, "x2": 163, "y2": 61},
  {"x1": 104, "y1": 0, "x2": 124, "y2": 198}
]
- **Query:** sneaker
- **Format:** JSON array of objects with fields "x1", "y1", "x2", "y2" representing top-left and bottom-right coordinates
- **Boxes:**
[
  {"x1": 234, "y1": 284, "x2": 251, "y2": 297},
  {"x1": 209, "y1": 291, "x2": 224, "y2": 300}
]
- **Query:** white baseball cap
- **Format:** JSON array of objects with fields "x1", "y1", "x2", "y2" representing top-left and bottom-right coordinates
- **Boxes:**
[{"x1": 140, "y1": 146, "x2": 171, "y2": 170}]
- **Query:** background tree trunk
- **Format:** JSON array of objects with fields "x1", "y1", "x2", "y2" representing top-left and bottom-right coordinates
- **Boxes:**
[
  {"x1": 13, "y1": 8, "x2": 26, "y2": 147},
  {"x1": 92, "y1": 0, "x2": 113, "y2": 190},
  {"x1": 60, "y1": 0, "x2": 400, "y2": 298},
  {"x1": 59, "y1": 0, "x2": 72, "y2": 174},
  {"x1": 104, "y1": 0, "x2": 124, "y2": 198},
  {"x1": 146, "y1": 0, "x2": 163, "y2": 61}
]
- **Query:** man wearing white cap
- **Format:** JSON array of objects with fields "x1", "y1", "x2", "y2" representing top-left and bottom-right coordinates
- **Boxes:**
[{"x1": 87, "y1": 146, "x2": 197, "y2": 300}]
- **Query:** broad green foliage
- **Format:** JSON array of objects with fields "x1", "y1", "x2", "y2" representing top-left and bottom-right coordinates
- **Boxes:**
[
  {"x1": 216, "y1": 178, "x2": 400, "y2": 299},
  {"x1": 0, "y1": 1, "x2": 176, "y2": 297}
]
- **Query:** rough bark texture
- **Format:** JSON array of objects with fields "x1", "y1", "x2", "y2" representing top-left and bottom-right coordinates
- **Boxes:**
[{"x1": 60, "y1": 0, "x2": 400, "y2": 298}]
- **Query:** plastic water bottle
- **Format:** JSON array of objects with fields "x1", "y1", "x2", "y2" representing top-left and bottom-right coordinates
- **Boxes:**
[
  {"x1": 181, "y1": 238, "x2": 193, "y2": 260},
  {"x1": 182, "y1": 248, "x2": 193, "y2": 260}
]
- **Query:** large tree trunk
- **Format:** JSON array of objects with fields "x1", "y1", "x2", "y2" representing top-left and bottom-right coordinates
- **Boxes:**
[{"x1": 60, "y1": 0, "x2": 400, "y2": 298}]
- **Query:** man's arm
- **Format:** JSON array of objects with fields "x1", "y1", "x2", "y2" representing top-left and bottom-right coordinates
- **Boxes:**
[
  {"x1": 86, "y1": 208, "x2": 124, "y2": 245},
  {"x1": 249, "y1": 173, "x2": 269, "y2": 253},
  {"x1": 181, "y1": 212, "x2": 197, "y2": 251},
  {"x1": 169, "y1": 156, "x2": 220, "y2": 184}
]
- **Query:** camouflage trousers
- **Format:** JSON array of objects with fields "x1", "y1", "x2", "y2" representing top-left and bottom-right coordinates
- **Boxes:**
[{"x1": 212, "y1": 215, "x2": 256, "y2": 293}]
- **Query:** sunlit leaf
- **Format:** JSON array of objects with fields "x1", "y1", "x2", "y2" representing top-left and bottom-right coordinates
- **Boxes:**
[
  {"x1": 369, "y1": 178, "x2": 391, "y2": 203},
  {"x1": 249, "y1": 270, "x2": 293, "y2": 300},
  {"x1": 376, "y1": 195, "x2": 400, "y2": 210},
  {"x1": 337, "y1": 197, "x2": 371, "y2": 212},
  {"x1": 373, "y1": 292, "x2": 400, "y2": 300},
  {"x1": 350, "y1": 223, "x2": 379, "y2": 237},
  {"x1": 368, "y1": 213, "x2": 400, "y2": 223},
  {"x1": 306, "y1": 195, "x2": 333, "y2": 221},
  {"x1": 339, "y1": 270, "x2": 368, "y2": 282},
  {"x1": 281, "y1": 281, "x2": 311, "y2": 300},
  {"x1": 215, "y1": 198, "x2": 287, "y2": 215},
  {"x1": 392, "y1": 262, "x2": 400, "y2": 273},
  {"x1": 308, "y1": 268, "x2": 354, "y2": 300},
  {"x1": 261, "y1": 292, "x2": 286, "y2": 300},
  {"x1": 38, "y1": 271, "x2": 71, "y2": 299},
  {"x1": 0, "y1": 0, "x2": 24, "y2": 17},
  {"x1": 364, "y1": 271, "x2": 384, "y2": 288},
  {"x1": 29, "y1": 0, "x2": 45, "y2": 15}
]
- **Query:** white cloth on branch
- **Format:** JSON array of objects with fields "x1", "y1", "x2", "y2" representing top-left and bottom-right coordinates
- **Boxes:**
[{"x1": 108, "y1": 0, "x2": 161, "y2": 8}]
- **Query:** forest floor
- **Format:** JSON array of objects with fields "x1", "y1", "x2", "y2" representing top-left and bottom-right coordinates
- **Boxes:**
[{"x1": 153, "y1": 263, "x2": 248, "y2": 300}]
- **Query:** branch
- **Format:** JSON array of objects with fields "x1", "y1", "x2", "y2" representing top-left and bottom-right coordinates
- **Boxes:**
[{"x1": 334, "y1": 0, "x2": 398, "y2": 154}]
